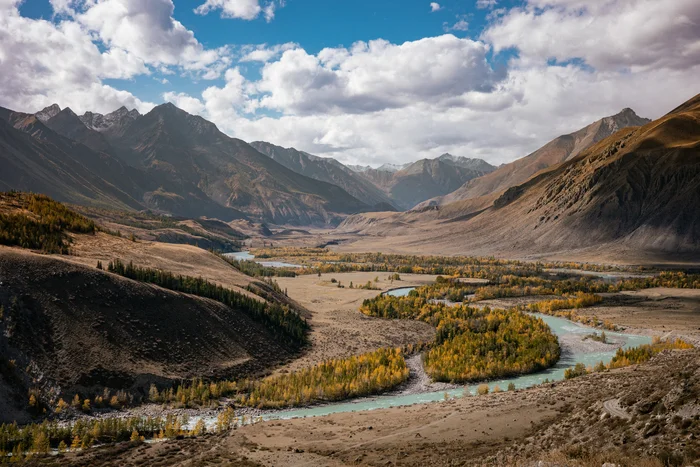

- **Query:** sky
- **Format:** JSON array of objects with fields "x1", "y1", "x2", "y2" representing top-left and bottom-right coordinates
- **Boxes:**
[{"x1": 1, "y1": 0, "x2": 699, "y2": 167}]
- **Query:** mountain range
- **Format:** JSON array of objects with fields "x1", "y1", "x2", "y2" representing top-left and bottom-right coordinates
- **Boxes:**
[
  {"x1": 3, "y1": 92, "x2": 698, "y2": 258},
  {"x1": 0, "y1": 99, "x2": 504, "y2": 222},
  {"x1": 339, "y1": 93, "x2": 700, "y2": 259},
  {"x1": 0, "y1": 103, "x2": 385, "y2": 225}
]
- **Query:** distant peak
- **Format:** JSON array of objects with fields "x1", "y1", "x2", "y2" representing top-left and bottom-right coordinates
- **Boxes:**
[
  {"x1": 604, "y1": 107, "x2": 651, "y2": 126},
  {"x1": 616, "y1": 107, "x2": 637, "y2": 117},
  {"x1": 60, "y1": 107, "x2": 78, "y2": 117},
  {"x1": 35, "y1": 104, "x2": 62, "y2": 122}
]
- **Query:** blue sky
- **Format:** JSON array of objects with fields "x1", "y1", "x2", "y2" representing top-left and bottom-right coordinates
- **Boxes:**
[{"x1": 3, "y1": 0, "x2": 699, "y2": 166}]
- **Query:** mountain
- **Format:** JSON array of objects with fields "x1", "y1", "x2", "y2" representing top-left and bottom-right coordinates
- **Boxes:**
[
  {"x1": 341, "y1": 93, "x2": 700, "y2": 260},
  {"x1": 34, "y1": 104, "x2": 61, "y2": 122},
  {"x1": 347, "y1": 164, "x2": 373, "y2": 173},
  {"x1": 3, "y1": 101, "x2": 374, "y2": 224},
  {"x1": 250, "y1": 141, "x2": 397, "y2": 210},
  {"x1": 44, "y1": 107, "x2": 113, "y2": 153},
  {"x1": 80, "y1": 106, "x2": 141, "y2": 133},
  {"x1": 103, "y1": 103, "x2": 370, "y2": 225},
  {"x1": 377, "y1": 162, "x2": 411, "y2": 172},
  {"x1": 421, "y1": 108, "x2": 651, "y2": 210},
  {"x1": 436, "y1": 153, "x2": 496, "y2": 172},
  {"x1": 357, "y1": 156, "x2": 496, "y2": 210},
  {"x1": 0, "y1": 106, "x2": 246, "y2": 220},
  {"x1": 0, "y1": 108, "x2": 146, "y2": 211}
]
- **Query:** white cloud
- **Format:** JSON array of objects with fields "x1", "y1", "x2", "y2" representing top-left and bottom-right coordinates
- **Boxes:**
[
  {"x1": 476, "y1": 0, "x2": 497, "y2": 8},
  {"x1": 239, "y1": 42, "x2": 298, "y2": 62},
  {"x1": 430, "y1": 2, "x2": 441, "y2": 12},
  {"x1": 444, "y1": 19, "x2": 469, "y2": 32},
  {"x1": 163, "y1": 91, "x2": 206, "y2": 115},
  {"x1": 77, "y1": 0, "x2": 230, "y2": 76},
  {"x1": 194, "y1": 0, "x2": 282, "y2": 22},
  {"x1": 0, "y1": 1, "x2": 153, "y2": 114},
  {"x1": 251, "y1": 35, "x2": 498, "y2": 115},
  {"x1": 484, "y1": 0, "x2": 700, "y2": 72}
]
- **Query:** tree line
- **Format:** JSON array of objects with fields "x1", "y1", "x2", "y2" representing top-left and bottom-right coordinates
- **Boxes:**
[
  {"x1": 0, "y1": 192, "x2": 95, "y2": 254},
  {"x1": 564, "y1": 337, "x2": 694, "y2": 379},
  {"x1": 106, "y1": 259, "x2": 308, "y2": 346}
]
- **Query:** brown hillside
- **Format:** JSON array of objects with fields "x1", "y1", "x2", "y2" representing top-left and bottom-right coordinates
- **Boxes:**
[
  {"x1": 419, "y1": 108, "x2": 650, "y2": 210},
  {"x1": 338, "y1": 93, "x2": 700, "y2": 262},
  {"x1": 0, "y1": 248, "x2": 299, "y2": 423}
]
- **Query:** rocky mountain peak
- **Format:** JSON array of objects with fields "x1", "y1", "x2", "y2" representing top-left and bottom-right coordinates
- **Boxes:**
[
  {"x1": 35, "y1": 104, "x2": 61, "y2": 122},
  {"x1": 600, "y1": 107, "x2": 651, "y2": 135},
  {"x1": 79, "y1": 105, "x2": 141, "y2": 131}
]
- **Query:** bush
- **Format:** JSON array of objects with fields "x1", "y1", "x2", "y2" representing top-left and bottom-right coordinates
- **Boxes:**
[{"x1": 477, "y1": 384, "x2": 489, "y2": 395}]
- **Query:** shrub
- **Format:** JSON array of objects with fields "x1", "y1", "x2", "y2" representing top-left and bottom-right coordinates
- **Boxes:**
[{"x1": 477, "y1": 384, "x2": 489, "y2": 395}]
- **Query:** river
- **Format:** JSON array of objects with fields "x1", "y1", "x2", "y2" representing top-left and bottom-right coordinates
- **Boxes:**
[
  {"x1": 188, "y1": 292, "x2": 651, "y2": 428},
  {"x1": 224, "y1": 251, "x2": 302, "y2": 269}
]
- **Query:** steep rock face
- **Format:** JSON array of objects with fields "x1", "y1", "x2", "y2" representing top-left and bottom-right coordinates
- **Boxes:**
[
  {"x1": 424, "y1": 108, "x2": 652, "y2": 209},
  {"x1": 250, "y1": 141, "x2": 397, "y2": 210}
]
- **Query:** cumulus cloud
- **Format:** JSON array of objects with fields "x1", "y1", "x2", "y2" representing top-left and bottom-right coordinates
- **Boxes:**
[
  {"x1": 0, "y1": 0, "x2": 237, "y2": 115},
  {"x1": 163, "y1": 91, "x2": 205, "y2": 115},
  {"x1": 0, "y1": 1, "x2": 153, "y2": 113},
  {"x1": 251, "y1": 35, "x2": 499, "y2": 115},
  {"x1": 484, "y1": 0, "x2": 700, "y2": 72},
  {"x1": 430, "y1": 2, "x2": 441, "y2": 12},
  {"x1": 195, "y1": 0, "x2": 282, "y2": 21},
  {"x1": 77, "y1": 0, "x2": 230, "y2": 75}
]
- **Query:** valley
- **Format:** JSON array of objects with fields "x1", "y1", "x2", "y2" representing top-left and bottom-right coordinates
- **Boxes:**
[{"x1": 0, "y1": 80, "x2": 699, "y2": 466}]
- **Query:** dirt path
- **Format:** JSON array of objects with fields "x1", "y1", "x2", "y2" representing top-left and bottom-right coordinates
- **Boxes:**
[{"x1": 602, "y1": 398, "x2": 631, "y2": 420}]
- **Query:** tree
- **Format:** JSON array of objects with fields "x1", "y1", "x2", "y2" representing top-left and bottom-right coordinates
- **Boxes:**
[
  {"x1": 507, "y1": 382, "x2": 516, "y2": 391},
  {"x1": 149, "y1": 384, "x2": 160, "y2": 403},
  {"x1": 130, "y1": 429, "x2": 141, "y2": 443},
  {"x1": 192, "y1": 419, "x2": 206, "y2": 436},
  {"x1": 31, "y1": 431, "x2": 49, "y2": 454},
  {"x1": 96, "y1": 261, "x2": 103, "y2": 270},
  {"x1": 58, "y1": 441, "x2": 68, "y2": 454},
  {"x1": 216, "y1": 407, "x2": 236, "y2": 433},
  {"x1": 55, "y1": 398, "x2": 68, "y2": 413},
  {"x1": 70, "y1": 435, "x2": 81, "y2": 451}
]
